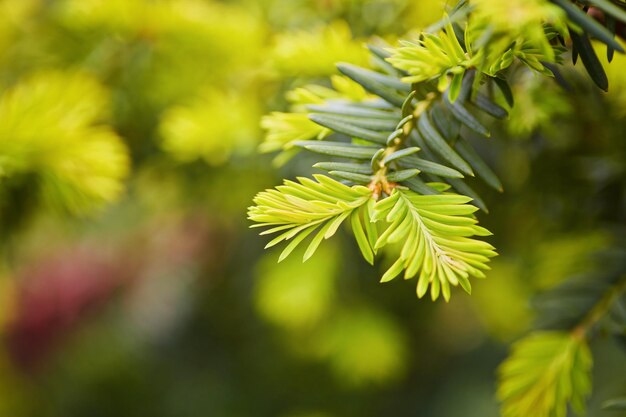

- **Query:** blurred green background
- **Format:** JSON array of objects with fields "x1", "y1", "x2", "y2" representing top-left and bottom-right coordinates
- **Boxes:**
[{"x1": 0, "y1": 0, "x2": 624, "y2": 416}]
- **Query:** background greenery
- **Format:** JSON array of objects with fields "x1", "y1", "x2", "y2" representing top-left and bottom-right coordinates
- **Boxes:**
[{"x1": 0, "y1": 0, "x2": 624, "y2": 416}]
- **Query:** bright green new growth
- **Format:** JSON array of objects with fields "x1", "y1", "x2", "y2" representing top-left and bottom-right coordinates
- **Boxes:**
[
  {"x1": 259, "y1": 113, "x2": 330, "y2": 153},
  {"x1": 250, "y1": 176, "x2": 496, "y2": 301},
  {"x1": 249, "y1": 175, "x2": 373, "y2": 263},
  {"x1": 388, "y1": 21, "x2": 472, "y2": 88},
  {"x1": 373, "y1": 190, "x2": 494, "y2": 300},
  {"x1": 497, "y1": 332, "x2": 592, "y2": 417}
]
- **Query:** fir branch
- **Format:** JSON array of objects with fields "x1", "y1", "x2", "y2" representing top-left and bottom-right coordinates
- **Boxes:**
[{"x1": 252, "y1": 0, "x2": 626, "y2": 303}]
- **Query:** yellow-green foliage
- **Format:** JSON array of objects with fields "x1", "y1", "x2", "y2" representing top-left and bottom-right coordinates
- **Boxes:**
[
  {"x1": 159, "y1": 89, "x2": 260, "y2": 165},
  {"x1": 0, "y1": 71, "x2": 129, "y2": 214},
  {"x1": 401, "y1": 0, "x2": 448, "y2": 30},
  {"x1": 249, "y1": 175, "x2": 373, "y2": 262},
  {"x1": 286, "y1": 76, "x2": 371, "y2": 109},
  {"x1": 498, "y1": 332, "x2": 592, "y2": 417},
  {"x1": 57, "y1": 0, "x2": 263, "y2": 46},
  {"x1": 0, "y1": 0, "x2": 39, "y2": 62},
  {"x1": 58, "y1": 0, "x2": 265, "y2": 104},
  {"x1": 389, "y1": 1, "x2": 566, "y2": 89},
  {"x1": 388, "y1": 22, "x2": 471, "y2": 85},
  {"x1": 260, "y1": 113, "x2": 330, "y2": 153},
  {"x1": 271, "y1": 21, "x2": 369, "y2": 77},
  {"x1": 469, "y1": 0, "x2": 567, "y2": 66},
  {"x1": 471, "y1": 0, "x2": 565, "y2": 33}
]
